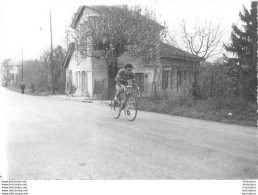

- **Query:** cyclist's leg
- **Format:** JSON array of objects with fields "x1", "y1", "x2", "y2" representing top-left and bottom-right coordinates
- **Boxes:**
[
  {"x1": 114, "y1": 85, "x2": 123, "y2": 106},
  {"x1": 114, "y1": 82, "x2": 125, "y2": 101},
  {"x1": 122, "y1": 93, "x2": 129, "y2": 109},
  {"x1": 114, "y1": 85, "x2": 120, "y2": 100},
  {"x1": 114, "y1": 85, "x2": 119, "y2": 99}
]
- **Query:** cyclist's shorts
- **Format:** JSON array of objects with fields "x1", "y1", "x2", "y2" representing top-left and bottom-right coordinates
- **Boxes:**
[{"x1": 116, "y1": 81, "x2": 127, "y2": 87}]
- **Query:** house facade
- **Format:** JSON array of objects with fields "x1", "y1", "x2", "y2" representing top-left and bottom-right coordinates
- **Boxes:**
[
  {"x1": 62, "y1": 6, "x2": 201, "y2": 99},
  {"x1": 1, "y1": 60, "x2": 20, "y2": 86},
  {"x1": 63, "y1": 42, "x2": 108, "y2": 98}
]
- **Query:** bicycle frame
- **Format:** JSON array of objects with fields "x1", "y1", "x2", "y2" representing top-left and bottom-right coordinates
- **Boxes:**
[
  {"x1": 111, "y1": 82, "x2": 138, "y2": 121},
  {"x1": 121, "y1": 82, "x2": 139, "y2": 107}
]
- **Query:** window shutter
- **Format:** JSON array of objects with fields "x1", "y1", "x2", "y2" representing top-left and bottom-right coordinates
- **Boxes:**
[
  {"x1": 165, "y1": 71, "x2": 169, "y2": 89},
  {"x1": 162, "y1": 69, "x2": 165, "y2": 90},
  {"x1": 184, "y1": 70, "x2": 187, "y2": 81},
  {"x1": 144, "y1": 74, "x2": 148, "y2": 92},
  {"x1": 82, "y1": 71, "x2": 85, "y2": 91}
]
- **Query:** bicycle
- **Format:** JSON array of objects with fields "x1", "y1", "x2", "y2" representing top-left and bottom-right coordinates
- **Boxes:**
[{"x1": 111, "y1": 82, "x2": 139, "y2": 121}]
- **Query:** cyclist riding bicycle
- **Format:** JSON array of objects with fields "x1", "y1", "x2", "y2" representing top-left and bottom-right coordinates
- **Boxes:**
[{"x1": 114, "y1": 63, "x2": 138, "y2": 105}]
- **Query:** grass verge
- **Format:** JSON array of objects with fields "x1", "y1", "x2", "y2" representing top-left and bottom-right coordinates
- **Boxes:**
[{"x1": 137, "y1": 97, "x2": 257, "y2": 127}]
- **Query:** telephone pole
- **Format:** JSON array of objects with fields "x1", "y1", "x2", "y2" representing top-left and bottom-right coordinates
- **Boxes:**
[{"x1": 22, "y1": 46, "x2": 23, "y2": 82}]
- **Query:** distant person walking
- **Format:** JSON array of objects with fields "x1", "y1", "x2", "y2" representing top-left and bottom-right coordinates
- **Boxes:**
[{"x1": 20, "y1": 82, "x2": 25, "y2": 94}]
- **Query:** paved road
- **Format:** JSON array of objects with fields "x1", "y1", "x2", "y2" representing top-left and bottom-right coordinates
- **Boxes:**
[{"x1": 0, "y1": 87, "x2": 257, "y2": 179}]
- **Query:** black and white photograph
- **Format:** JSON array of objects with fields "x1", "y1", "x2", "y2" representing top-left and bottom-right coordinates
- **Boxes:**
[{"x1": 0, "y1": 0, "x2": 257, "y2": 193}]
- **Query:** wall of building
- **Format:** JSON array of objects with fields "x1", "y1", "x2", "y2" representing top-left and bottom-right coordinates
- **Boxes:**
[
  {"x1": 92, "y1": 58, "x2": 108, "y2": 80},
  {"x1": 66, "y1": 51, "x2": 93, "y2": 96},
  {"x1": 67, "y1": 7, "x2": 107, "y2": 98},
  {"x1": 91, "y1": 58, "x2": 108, "y2": 99}
]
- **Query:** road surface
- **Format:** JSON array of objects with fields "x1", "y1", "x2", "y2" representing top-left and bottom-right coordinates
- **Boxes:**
[{"x1": 0, "y1": 87, "x2": 257, "y2": 179}]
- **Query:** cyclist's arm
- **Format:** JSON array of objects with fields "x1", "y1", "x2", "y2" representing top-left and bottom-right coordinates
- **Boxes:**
[{"x1": 129, "y1": 74, "x2": 139, "y2": 92}]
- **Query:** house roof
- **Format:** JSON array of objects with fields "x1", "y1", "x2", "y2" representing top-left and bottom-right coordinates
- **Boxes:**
[
  {"x1": 160, "y1": 42, "x2": 202, "y2": 61},
  {"x1": 6, "y1": 59, "x2": 22, "y2": 66},
  {"x1": 70, "y1": 5, "x2": 164, "y2": 29},
  {"x1": 62, "y1": 41, "x2": 201, "y2": 69},
  {"x1": 62, "y1": 42, "x2": 75, "y2": 69},
  {"x1": 71, "y1": 6, "x2": 104, "y2": 29},
  {"x1": 70, "y1": 6, "x2": 85, "y2": 29}
]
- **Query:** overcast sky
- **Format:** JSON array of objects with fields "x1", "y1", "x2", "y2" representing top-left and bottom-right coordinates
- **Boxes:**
[{"x1": 0, "y1": 0, "x2": 252, "y2": 63}]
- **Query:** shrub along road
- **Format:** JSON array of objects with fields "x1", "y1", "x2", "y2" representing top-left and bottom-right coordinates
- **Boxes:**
[{"x1": 1, "y1": 87, "x2": 257, "y2": 179}]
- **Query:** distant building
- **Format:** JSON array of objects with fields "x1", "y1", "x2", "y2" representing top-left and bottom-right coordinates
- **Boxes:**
[
  {"x1": 1, "y1": 60, "x2": 21, "y2": 85},
  {"x1": 9, "y1": 65, "x2": 20, "y2": 84}
]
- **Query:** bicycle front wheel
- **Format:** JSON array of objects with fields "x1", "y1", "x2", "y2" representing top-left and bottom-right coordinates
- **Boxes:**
[
  {"x1": 125, "y1": 96, "x2": 137, "y2": 121},
  {"x1": 111, "y1": 100, "x2": 121, "y2": 119}
]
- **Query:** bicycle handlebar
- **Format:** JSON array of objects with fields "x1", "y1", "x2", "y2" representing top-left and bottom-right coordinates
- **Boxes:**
[{"x1": 123, "y1": 85, "x2": 139, "y2": 94}]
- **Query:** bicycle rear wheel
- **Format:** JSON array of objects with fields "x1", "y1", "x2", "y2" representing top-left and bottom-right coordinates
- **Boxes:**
[
  {"x1": 111, "y1": 100, "x2": 121, "y2": 119},
  {"x1": 125, "y1": 96, "x2": 137, "y2": 121}
]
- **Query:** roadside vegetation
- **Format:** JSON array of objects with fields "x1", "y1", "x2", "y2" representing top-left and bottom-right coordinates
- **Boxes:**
[
  {"x1": 137, "y1": 96, "x2": 257, "y2": 127},
  {"x1": 4, "y1": 45, "x2": 66, "y2": 95},
  {"x1": 138, "y1": 3, "x2": 257, "y2": 127}
]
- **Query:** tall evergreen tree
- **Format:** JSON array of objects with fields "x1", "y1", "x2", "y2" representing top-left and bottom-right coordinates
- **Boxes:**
[{"x1": 225, "y1": 2, "x2": 257, "y2": 101}]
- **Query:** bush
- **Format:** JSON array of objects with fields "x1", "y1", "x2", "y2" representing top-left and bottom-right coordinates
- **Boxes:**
[
  {"x1": 166, "y1": 86, "x2": 196, "y2": 107},
  {"x1": 198, "y1": 63, "x2": 236, "y2": 99}
]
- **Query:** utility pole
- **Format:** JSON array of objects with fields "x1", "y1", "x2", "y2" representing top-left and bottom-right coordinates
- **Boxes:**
[
  {"x1": 20, "y1": 46, "x2": 26, "y2": 94},
  {"x1": 50, "y1": 9, "x2": 54, "y2": 94},
  {"x1": 13, "y1": 56, "x2": 15, "y2": 83},
  {"x1": 22, "y1": 46, "x2": 23, "y2": 82}
]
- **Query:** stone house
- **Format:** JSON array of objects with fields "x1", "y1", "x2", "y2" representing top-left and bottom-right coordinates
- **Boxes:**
[{"x1": 62, "y1": 6, "x2": 201, "y2": 99}]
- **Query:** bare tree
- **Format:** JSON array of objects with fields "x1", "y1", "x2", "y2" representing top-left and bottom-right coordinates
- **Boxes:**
[
  {"x1": 180, "y1": 20, "x2": 223, "y2": 98},
  {"x1": 181, "y1": 20, "x2": 223, "y2": 60}
]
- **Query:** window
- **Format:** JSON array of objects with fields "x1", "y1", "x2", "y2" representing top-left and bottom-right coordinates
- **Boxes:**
[
  {"x1": 170, "y1": 70, "x2": 174, "y2": 89},
  {"x1": 78, "y1": 71, "x2": 81, "y2": 89},
  {"x1": 135, "y1": 73, "x2": 144, "y2": 92},
  {"x1": 82, "y1": 71, "x2": 85, "y2": 91},
  {"x1": 76, "y1": 71, "x2": 81, "y2": 89},
  {"x1": 184, "y1": 70, "x2": 188, "y2": 82},
  {"x1": 162, "y1": 70, "x2": 169, "y2": 90},
  {"x1": 177, "y1": 70, "x2": 183, "y2": 87},
  {"x1": 75, "y1": 72, "x2": 78, "y2": 88}
]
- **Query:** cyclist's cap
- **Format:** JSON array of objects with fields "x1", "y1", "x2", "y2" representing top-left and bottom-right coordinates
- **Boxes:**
[{"x1": 125, "y1": 63, "x2": 133, "y2": 69}]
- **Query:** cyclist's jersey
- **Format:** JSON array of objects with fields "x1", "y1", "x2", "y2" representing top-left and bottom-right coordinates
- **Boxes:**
[{"x1": 115, "y1": 69, "x2": 135, "y2": 86}]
